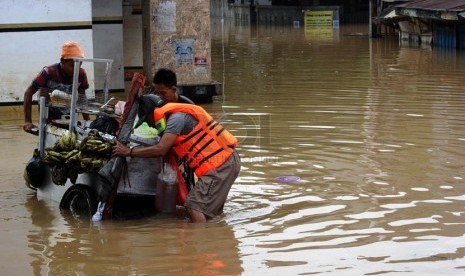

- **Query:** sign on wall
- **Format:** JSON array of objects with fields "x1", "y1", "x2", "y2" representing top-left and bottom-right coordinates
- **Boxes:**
[
  {"x1": 174, "y1": 39, "x2": 194, "y2": 65},
  {"x1": 304, "y1": 11, "x2": 334, "y2": 27}
]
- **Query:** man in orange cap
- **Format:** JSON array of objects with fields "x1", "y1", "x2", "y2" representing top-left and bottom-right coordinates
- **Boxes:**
[{"x1": 23, "y1": 41, "x2": 89, "y2": 133}]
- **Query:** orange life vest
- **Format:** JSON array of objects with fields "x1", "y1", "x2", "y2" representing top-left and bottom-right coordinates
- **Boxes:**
[{"x1": 154, "y1": 103, "x2": 237, "y2": 177}]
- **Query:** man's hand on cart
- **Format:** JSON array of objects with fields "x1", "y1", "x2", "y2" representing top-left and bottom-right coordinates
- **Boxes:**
[
  {"x1": 23, "y1": 121, "x2": 38, "y2": 135},
  {"x1": 112, "y1": 139, "x2": 131, "y2": 157}
]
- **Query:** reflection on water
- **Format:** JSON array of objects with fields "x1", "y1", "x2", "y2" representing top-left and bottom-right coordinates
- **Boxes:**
[
  {"x1": 23, "y1": 194, "x2": 242, "y2": 275},
  {"x1": 1, "y1": 21, "x2": 465, "y2": 274}
]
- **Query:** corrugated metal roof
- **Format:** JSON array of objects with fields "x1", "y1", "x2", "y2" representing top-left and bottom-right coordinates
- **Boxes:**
[{"x1": 397, "y1": 0, "x2": 465, "y2": 11}]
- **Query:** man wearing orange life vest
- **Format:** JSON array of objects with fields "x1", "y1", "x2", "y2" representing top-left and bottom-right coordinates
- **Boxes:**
[{"x1": 112, "y1": 94, "x2": 241, "y2": 223}]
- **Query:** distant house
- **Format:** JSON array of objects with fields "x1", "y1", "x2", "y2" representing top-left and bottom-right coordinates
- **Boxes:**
[{"x1": 375, "y1": 0, "x2": 465, "y2": 49}]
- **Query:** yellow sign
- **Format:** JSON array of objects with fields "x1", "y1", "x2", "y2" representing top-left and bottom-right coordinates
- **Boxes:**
[
  {"x1": 305, "y1": 11, "x2": 334, "y2": 27},
  {"x1": 305, "y1": 27, "x2": 334, "y2": 41}
]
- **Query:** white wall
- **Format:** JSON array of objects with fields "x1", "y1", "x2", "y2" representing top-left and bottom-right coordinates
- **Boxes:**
[
  {"x1": 0, "y1": 0, "x2": 95, "y2": 103},
  {"x1": 0, "y1": 0, "x2": 91, "y2": 24}
]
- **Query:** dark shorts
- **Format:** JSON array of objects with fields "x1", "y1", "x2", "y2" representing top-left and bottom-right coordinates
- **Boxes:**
[{"x1": 184, "y1": 150, "x2": 241, "y2": 218}]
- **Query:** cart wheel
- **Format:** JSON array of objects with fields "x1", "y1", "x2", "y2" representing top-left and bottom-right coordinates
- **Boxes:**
[{"x1": 60, "y1": 184, "x2": 98, "y2": 218}]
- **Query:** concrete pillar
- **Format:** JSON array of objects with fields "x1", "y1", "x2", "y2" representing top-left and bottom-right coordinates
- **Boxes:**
[{"x1": 142, "y1": 0, "x2": 212, "y2": 86}]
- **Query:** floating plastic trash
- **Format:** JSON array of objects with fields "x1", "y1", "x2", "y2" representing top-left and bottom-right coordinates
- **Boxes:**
[{"x1": 274, "y1": 176, "x2": 301, "y2": 183}]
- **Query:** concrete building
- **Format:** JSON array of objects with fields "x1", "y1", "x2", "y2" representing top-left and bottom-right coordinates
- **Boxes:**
[{"x1": 0, "y1": 0, "x2": 217, "y2": 104}]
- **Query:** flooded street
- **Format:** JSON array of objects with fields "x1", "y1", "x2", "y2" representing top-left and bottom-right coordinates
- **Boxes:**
[{"x1": 2, "y1": 22, "x2": 465, "y2": 275}]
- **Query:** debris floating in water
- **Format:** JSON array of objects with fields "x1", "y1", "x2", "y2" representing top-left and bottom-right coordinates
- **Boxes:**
[{"x1": 274, "y1": 176, "x2": 301, "y2": 183}]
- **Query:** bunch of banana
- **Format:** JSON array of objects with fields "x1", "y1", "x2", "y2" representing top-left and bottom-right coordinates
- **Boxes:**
[
  {"x1": 50, "y1": 165, "x2": 78, "y2": 186},
  {"x1": 80, "y1": 138, "x2": 112, "y2": 155},
  {"x1": 43, "y1": 132, "x2": 79, "y2": 185},
  {"x1": 43, "y1": 149, "x2": 64, "y2": 166},
  {"x1": 44, "y1": 150, "x2": 81, "y2": 185},
  {"x1": 79, "y1": 155, "x2": 107, "y2": 172},
  {"x1": 55, "y1": 131, "x2": 77, "y2": 152},
  {"x1": 77, "y1": 130, "x2": 113, "y2": 173},
  {"x1": 79, "y1": 130, "x2": 112, "y2": 156},
  {"x1": 64, "y1": 149, "x2": 81, "y2": 166},
  {"x1": 51, "y1": 166, "x2": 68, "y2": 186},
  {"x1": 43, "y1": 130, "x2": 113, "y2": 184}
]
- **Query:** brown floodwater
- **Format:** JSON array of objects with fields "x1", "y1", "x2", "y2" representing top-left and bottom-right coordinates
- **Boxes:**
[{"x1": 2, "y1": 21, "x2": 465, "y2": 275}]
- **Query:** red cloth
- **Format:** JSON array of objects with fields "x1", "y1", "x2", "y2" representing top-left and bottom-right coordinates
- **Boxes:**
[
  {"x1": 32, "y1": 63, "x2": 89, "y2": 96},
  {"x1": 116, "y1": 72, "x2": 146, "y2": 136},
  {"x1": 166, "y1": 151, "x2": 189, "y2": 205}
]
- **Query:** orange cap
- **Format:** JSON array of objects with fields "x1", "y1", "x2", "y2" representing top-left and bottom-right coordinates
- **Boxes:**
[{"x1": 61, "y1": 41, "x2": 84, "y2": 59}]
